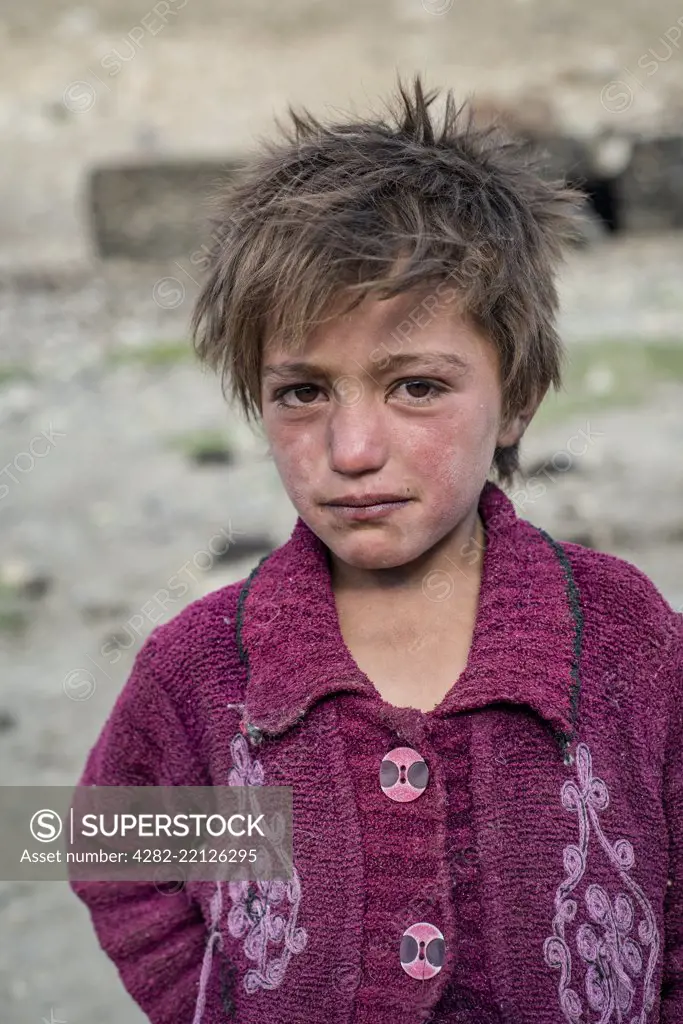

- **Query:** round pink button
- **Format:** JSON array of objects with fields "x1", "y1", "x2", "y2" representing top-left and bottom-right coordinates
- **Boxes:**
[
  {"x1": 400, "y1": 922, "x2": 445, "y2": 979},
  {"x1": 380, "y1": 746, "x2": 429, "y2": 802}
]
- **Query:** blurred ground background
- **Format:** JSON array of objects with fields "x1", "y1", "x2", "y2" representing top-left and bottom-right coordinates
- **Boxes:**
[{"x1": 1, "y1": 1, "x2": 683, "y2": 1022}]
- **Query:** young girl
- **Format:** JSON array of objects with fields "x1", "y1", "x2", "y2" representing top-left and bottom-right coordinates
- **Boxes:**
[{"x1": 70, "y1": 75, "x2": 683, "y2": 1024}]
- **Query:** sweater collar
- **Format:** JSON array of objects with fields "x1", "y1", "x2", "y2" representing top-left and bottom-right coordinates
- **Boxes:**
[{"x1": 236, "y1": 481, "x2": 582, "y2": 764}]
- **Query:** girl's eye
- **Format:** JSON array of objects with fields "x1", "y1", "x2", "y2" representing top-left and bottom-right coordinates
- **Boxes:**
[
  {"x1": 273, "y1": 385, "x2": 322, "y2": 409},
  {"x1": 393, "y1": 379, "x2": 445, "y2": 403}
]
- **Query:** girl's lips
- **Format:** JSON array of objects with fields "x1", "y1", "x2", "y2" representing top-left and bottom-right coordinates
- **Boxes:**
[{"x1": 325, "y1": 500, "x2": 412, "y2": 521}]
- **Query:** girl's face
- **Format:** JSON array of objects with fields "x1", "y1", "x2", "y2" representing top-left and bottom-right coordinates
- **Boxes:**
[{"x1": 260, "y1": 287, "x2": 529, "y2": 571}]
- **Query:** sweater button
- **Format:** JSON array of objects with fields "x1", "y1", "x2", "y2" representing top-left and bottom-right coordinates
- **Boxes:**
[
  {"x1": 380, "y1": 746, "x2": 429, "y2": 802},
  {"x1": 400, "y1": 922, "x2": 445, "y2": 979}
]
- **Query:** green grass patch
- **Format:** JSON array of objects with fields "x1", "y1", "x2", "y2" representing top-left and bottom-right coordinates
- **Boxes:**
[
  {"x1": 533, "y1": 338, "x2": 683, "y2": 427},
  {"x1": 106, "y1": 341, "x2": 193, "y2": 368},
  {"x1": 0, "y1": 607, "x2": 29, "y2": 635},
  {"x1": 0, "y1": 582, "x2": 29, "y2": 636},
  {"x1": 167, "y1": 429, "x2": 236, "y2": 462},
  {"x1": 0, "y1": 363, "x2": 34, "y2": 387}
]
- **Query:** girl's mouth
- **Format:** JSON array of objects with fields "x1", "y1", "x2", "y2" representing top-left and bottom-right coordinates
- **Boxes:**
[{"x1": 325, "y1": 500, "x2": 412, "y2": 521}]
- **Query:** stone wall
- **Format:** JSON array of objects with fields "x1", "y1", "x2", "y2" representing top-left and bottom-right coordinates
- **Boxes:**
[{"x1": 3, "y1": 0, "x2": 683, "y2": 265}]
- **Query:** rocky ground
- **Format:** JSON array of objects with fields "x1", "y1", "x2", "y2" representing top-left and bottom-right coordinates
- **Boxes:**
[{"x1": 0, "y1": 231, "x2": 682, "y2": 1023}]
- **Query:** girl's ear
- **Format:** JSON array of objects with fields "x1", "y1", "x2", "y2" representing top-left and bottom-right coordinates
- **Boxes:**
[{"x1": 496, "y1": 386, "x2": 548, "y2": 448}]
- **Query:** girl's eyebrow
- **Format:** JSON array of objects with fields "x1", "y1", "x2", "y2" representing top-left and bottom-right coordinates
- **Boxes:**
[
  {"x1": 262, "y1": 361, "x2": 325, "y2": 382},
  {"x1": 263, "y1": 352, "x2": 470, "y2": 382}
]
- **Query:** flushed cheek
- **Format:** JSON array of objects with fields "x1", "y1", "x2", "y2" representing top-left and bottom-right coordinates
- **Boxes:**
[
  {"x1": 268, "y1": 437, "x2": 320, "y2": 508},
  {"x1": 412, "y1": 443, "x2": 480, "y2": 524},
  {"x1": 405, "y1": 411, "x2": 495, "y2": 479},
  {"x1": 402, "y1": 418, "x2": 496, "y2": 529}
]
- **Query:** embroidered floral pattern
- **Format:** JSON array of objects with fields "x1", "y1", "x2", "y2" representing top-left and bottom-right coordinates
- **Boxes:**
[
  {"x1": 543, "y1": 742, "x2": 661, "y2": 1023},
  {"x1": 226, "y1": 731, "x2": 308, "y2": 994}
]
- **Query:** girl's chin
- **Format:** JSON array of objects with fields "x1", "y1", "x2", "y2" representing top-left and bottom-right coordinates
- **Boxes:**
[{"x1": 327, "y1": 535, "x2": 422, "y2": 572}]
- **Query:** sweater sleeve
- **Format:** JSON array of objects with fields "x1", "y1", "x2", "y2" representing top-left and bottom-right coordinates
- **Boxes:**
[
  {"x1": 660, "y1": 617, "x2": 683, "y2": 1021},
  {"x1": 69, "y1": 631, "x2": 211, "y2": 1024}
]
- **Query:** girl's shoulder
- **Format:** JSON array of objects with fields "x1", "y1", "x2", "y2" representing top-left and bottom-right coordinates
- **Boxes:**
[
  {"x1": 134, "y1": 573, "x2": 253, "y2": 717},
  {"x1": 555, "y1": 536, "x2": 682, "y2": 675},
  {"x1": 558, "y1": 537, "x2": 680, "y2": 619},
  {"x1": 535, "y1": 536, "x2": 682, "y2": 763}
]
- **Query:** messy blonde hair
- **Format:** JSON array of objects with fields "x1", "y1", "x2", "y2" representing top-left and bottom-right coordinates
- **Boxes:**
[{"x1": 191, "y1": 73, "x2": 584, "y2": 482}]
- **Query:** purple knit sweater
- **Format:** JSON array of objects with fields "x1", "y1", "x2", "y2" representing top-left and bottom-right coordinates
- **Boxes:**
[{"x1": 70, "y1": 482, "x2": 683, "y2": 1024}]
